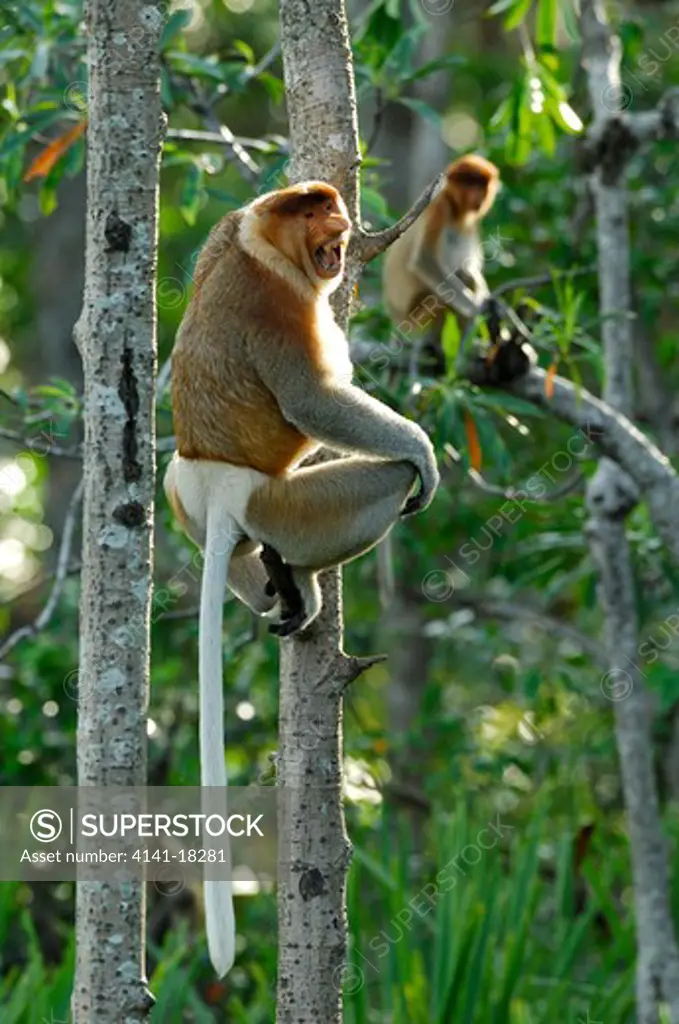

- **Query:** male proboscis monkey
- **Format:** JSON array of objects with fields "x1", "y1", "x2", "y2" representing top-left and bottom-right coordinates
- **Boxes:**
[{"x1": 164, "y1": 181, "x2": 439, "y2": 975}]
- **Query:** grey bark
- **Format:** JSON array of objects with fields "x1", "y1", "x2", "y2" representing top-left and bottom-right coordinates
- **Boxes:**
[
  {"x1": 276, "y1": 3, "x2": 369, "y2": 1021},
  {"x1": 579, "y1": 3, "x2": 679, "y2": 1020},
  {"x1": 72, "y1": 1, "x2": 163, "y2": 1021}
]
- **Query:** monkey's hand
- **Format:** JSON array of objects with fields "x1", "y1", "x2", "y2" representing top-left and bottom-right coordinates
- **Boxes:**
[{"x1": 402, "y1": 437, "x2": 440, "y2": 517}]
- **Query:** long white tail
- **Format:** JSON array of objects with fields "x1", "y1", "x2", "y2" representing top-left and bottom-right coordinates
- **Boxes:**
[{"x1": 200, "y1": 501, "x2": 239, "y2": 977}]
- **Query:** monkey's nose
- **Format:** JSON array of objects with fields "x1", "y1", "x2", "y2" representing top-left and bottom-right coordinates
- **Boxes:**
[{"x1": 330, "y1": 215, "x2": 350, "y2": 235}]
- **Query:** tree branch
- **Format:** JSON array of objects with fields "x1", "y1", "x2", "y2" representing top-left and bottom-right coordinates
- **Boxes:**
[
  {"x1": 353, "y1": 172, "x2": 444, "y2": 263},
  {"x1": 449, "y1": 591, "x2": 607, "y2": 667},
  {"x1": 466, "y1": 466, "x2": 585, "y2": 503},
  {"x1": 578, "y1": 3, "x2": 679, "y2": 1017},
  {"x1": 0, "y1": 427, "x2": 81, "y2": 459},
  {"x1": 505, "y1": 367, "x2": 679, "y2": 565},
  {"x1": 166, "y1": 128, "x2": 287, "y2": 153}
]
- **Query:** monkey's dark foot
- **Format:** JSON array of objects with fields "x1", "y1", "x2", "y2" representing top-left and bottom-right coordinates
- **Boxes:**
[
  {"x1": 259, "y1": 542, "x2": 305, "y2": 624},
  {"x1": 466, "y1": 338, "x2": 537, "y2": 387},
  {"x1": 268, "y1": 609, "x2": 308, "y2": 638}
]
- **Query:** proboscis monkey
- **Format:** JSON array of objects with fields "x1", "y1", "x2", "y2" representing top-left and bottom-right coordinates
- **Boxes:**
[
  {"x1": 383, "y1": 154, "x2": 500, "y2": 364},
  {"x1": 164, "y1": 181, "x2": 439, "y2": 976}
]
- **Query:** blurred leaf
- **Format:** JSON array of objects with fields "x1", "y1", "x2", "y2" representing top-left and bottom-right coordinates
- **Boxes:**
[
  {"x1": 398, "y1": 96, "x2": 441, "y2": 128},
  {"x1": 258, "y1": 72, "x2": 285, "y2": 103},
  {"x1": 404, "y1": 53, "x2": 465, "y2": 83},
  {"x1": 463, "y1": 408, "x2": 482, "y2": 471},
  {"x1": 536, "y1": 0, "x2": 557, "y2": 48},
  {"x1": 179, "y1": 162, "x2": 203, "y2": 225},
  {"x1": 23, "y1": 118, "x2": 86, "y2": 181},
  {"x1": 160, "y1": 9, "x2": 192, "y2": 50},
  {"x1": 441, "y1": 312, "x2": 461, "y2": 373}
]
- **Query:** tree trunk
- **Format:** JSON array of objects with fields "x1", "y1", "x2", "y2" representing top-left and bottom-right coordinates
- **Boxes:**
[
  {"x1": 72, "y1": 0, "x2": 163, "y2": 1020},
  {"x1": 579, "y1": 3, "x2": 679, "y2": 1020},
  {"x1": 276, "y1": 3, "x2": 372, "y2": 1020}
]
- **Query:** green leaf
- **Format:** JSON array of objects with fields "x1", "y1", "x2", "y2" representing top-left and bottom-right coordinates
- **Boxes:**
[
  {"x1": 38, "y1": 183, "x2": 58, "y2": 216},
  {"x1": 160, "y1": 64, "x2": 174, "y2": 108},
  {"x1": 536, "y1": 106, "x2": 557, "y2": 154},
  {"x1": 545, "y1": 95, "x2": 583, "y2": 134},
  {"x1": 179, "y1": 162, "x2": 203, "y2": 225},
  {"x1": 536, "y1": 0, "x2": 557, "y2": 47},
  {"x1": 490, "y1": 98, "x2": 512, "y2": 130},
  {"x1": 0, "y1": 109, "x2": 65, "y2": 160},
  {"x1": 487, "y1": 0, "x2": 522, "y2": 15},
  {"x1": 258, "y1": 72, "x2": 285, "y2": 103},
  {"x1": 505, "y1": 77, "x2": 532, "y2": 165},
  {"x1": 562, "y1": 0, "x2": 580, "y2": 40},
  {"x1": 233, "y1": 39, "x2": 255, "y2": 64},
  {"x1": 441, "y1": 312, "x2": 461, "y2": 372},
  {"x1": 160, "y1": 9, "x2": 192, "y2": 50},
  {"x1": 29, "y1": 40, "x2": 50, "y2": 80},
  {"x1": 165, "y1": 51, "x2": 224, "y2": 81},
  {"x1": 398, "y1": 96, "x2": 441, "y2": 128},
  {"x1": 362, "y1": 186, "x2": 389, "y2": 220},
  {"x1": 404, "y1": 53, "x2": 466, "y2": 83}
]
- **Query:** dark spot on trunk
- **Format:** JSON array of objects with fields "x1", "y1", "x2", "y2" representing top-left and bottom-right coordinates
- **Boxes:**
[
  {"x1": 105, "y1": 211, "x2": 132, "y2": 252},
  {"x1": 299, "y1": 867, "x2": 325, "y2": 901},
  {"x1": 113, "y1": 501, "x2": 146, "y2": 527},
  {"x1": 119, "y1": 348, "x2": 142, "y2": 482},
  {"x1": 597, "y1": 118, "x2": 638, "y2": 186}
]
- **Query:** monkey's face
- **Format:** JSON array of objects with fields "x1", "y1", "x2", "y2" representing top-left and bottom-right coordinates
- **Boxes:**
[
  {"x1": 295, "y1": 196, "x2": 350, "y2": 284},
  {"x1": 446, "y1": 156, "x2": 500, "y2": 227},
  {"x1": 254, "y1": 183, "x2": 351, "y2": 291}
]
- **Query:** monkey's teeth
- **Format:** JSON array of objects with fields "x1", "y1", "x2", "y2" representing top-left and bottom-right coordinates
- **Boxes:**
[{"x1": 315, "y1": 244, "x2": 342, "y2": 274}]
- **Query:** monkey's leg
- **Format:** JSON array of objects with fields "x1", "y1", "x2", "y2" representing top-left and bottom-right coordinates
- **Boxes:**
[
  {"x1": 227, "y1": 544, "x2": 279, "y2": 616},
  {"x1": 259, "y1": 543, "x2": 306, "y2": 634},
  {"x1": 245, "y1": 458, "x2": 417, "y2": 633}
]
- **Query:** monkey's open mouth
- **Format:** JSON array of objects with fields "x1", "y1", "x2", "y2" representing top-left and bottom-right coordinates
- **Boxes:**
[{"x1": 314, "y1": 242, "x2": 344, "y2": 278}]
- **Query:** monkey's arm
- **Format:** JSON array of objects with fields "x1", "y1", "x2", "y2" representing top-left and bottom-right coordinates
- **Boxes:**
[
  {"x1": 408, "y1": 237, "x2": 482, "y2": 320},
  {"x1": 251, "y1": 343, "x2": 439, "y2": 514}
]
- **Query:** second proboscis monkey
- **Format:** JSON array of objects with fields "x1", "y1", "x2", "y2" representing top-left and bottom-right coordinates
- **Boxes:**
[
  {"x1": 164, "y1": 181, "x2": 439, "y2": 977},
  {"x1": 383, "y1": 154, "x2": 500, "y2": 347}
]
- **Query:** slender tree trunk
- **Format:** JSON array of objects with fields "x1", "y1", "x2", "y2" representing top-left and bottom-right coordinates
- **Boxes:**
[
  {"x1": 579, "y1": 3, "x2": 679, "y2": 1020},
  {"x1": 276, "y1": 3, "x2": 375, "y2": 1020},
  {"x1": 72, "y1": 1, "x2": 163, "y2": 1020}
]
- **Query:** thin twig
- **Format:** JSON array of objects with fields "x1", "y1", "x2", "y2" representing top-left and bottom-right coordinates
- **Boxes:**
[
  {"x1": 166, "y1": 128, "x2": 287, "y2": 153},
  {"x1": 242, "y1": 41, "x2": 282, "y2": 81},
  {"x1": 185, "y1": 80, "x2": 260, "y2": 180},
  {"x1": 0, "y1": 389, "x2": 20, "y2": 407},
  {"x1": 354, "y1": 172, "x2": 444, "y2": 262},
  {"x1": 0, "y1": 562, "x2": 81, "y2": 609},
  {"x1": 0, "y1": 479, "x2": 83, "y2": 660},
  {"x1": 466, "y1": 466, "x2": 586, "y2": 503},
  {"x1": 366, "y1": 88, "x2": 385, "y2": 154},
  {"x1": 490, "y1": 265, "x2": 596, "y2": 299},
  {"x1": 0, "y1": 427, "x2": 82, "y2": 459}
]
